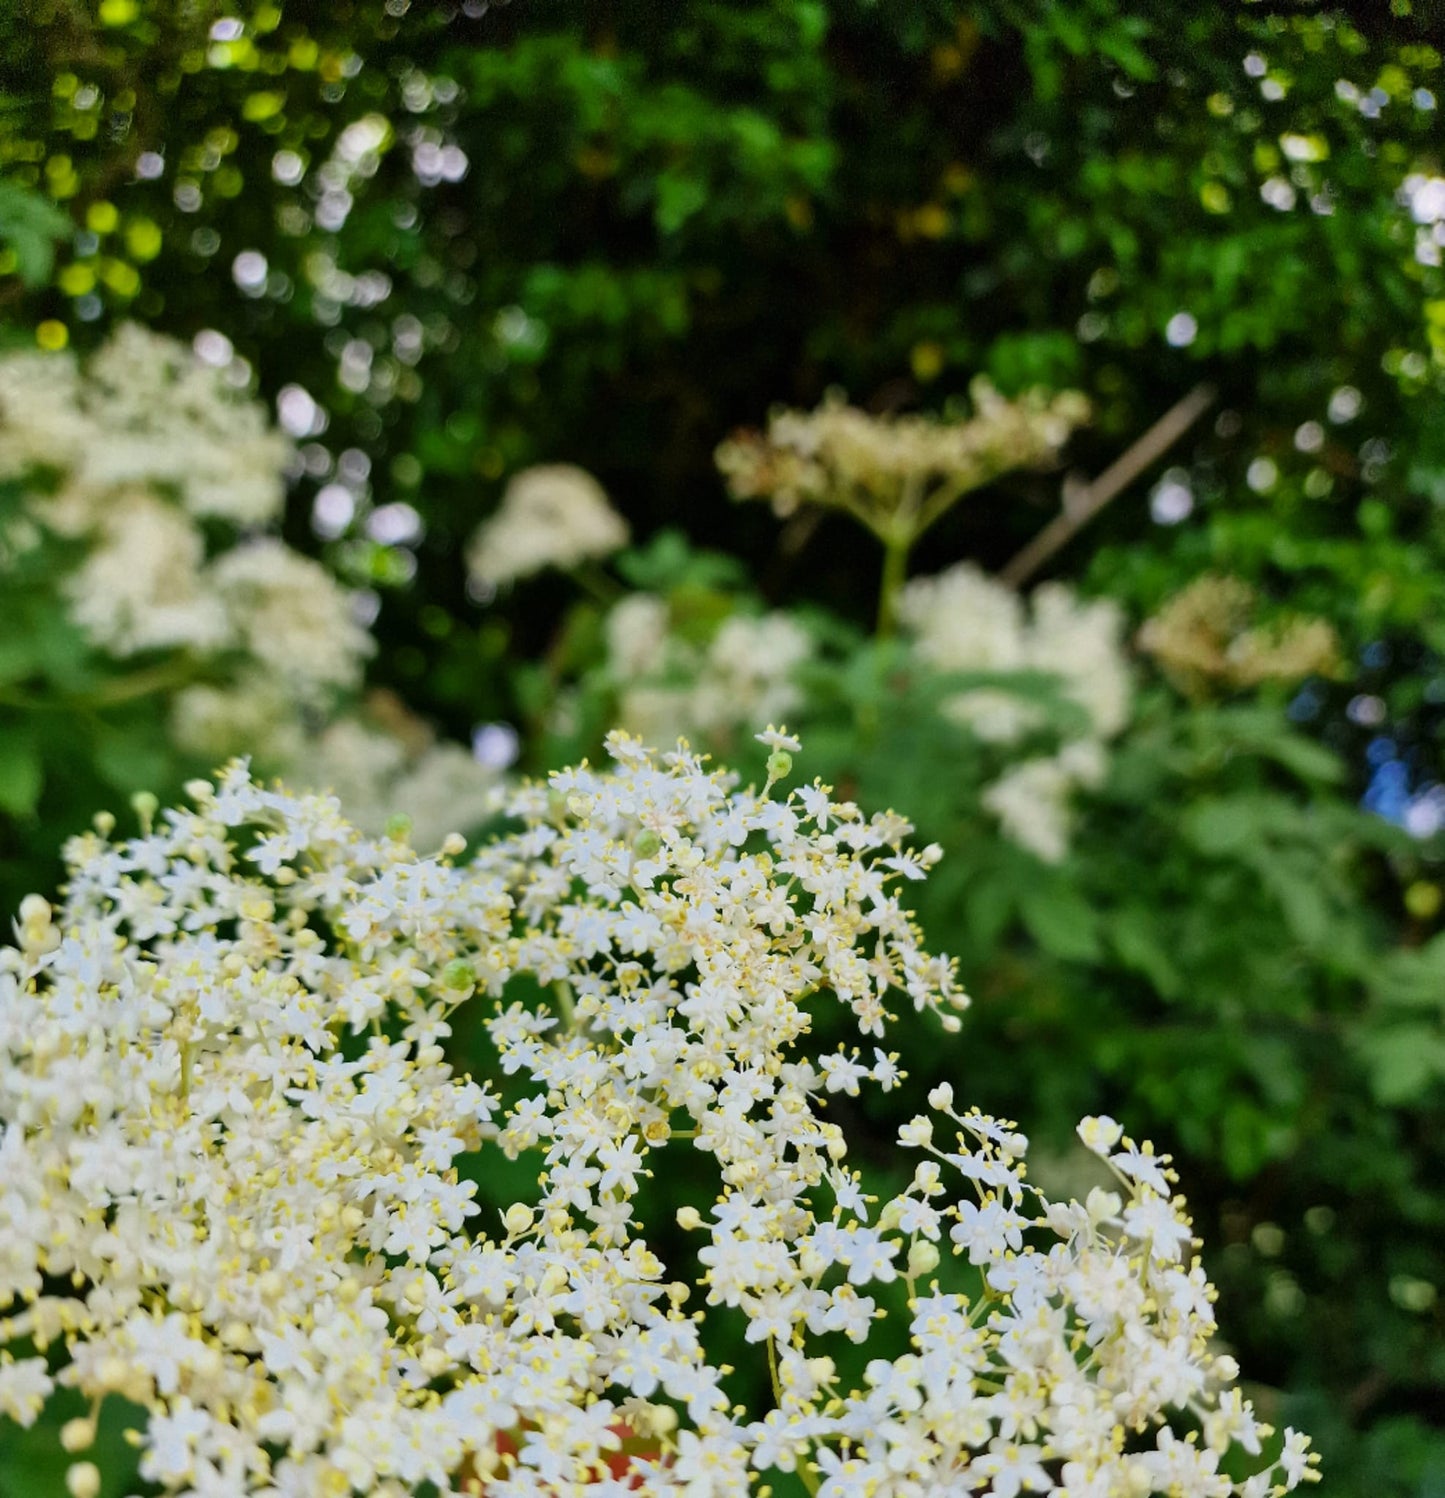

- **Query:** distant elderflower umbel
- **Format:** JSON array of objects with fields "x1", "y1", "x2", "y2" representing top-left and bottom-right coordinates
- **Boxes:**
[
  {"x1": 467, "y1": 464, "x2": 630, "y2": 591},
  {"x1": 716, "y1": 381, "x2": 1089, "y2": 635},
  {"x1": 1138, "y1": 574, "x2": 1340, "y2": 700}
]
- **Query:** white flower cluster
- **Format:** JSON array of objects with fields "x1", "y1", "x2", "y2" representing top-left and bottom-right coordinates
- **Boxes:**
[
  {"x1": 292, "y1": 714, "x2": 506, "y2": 850},
  {"x1": 1137, "y1": 576, "x2": 1339, "y2": 702},
  {"x1": 603, "y1": 596, "x2": 814, "y2": 752},
  {"x1": 468, "y1": 466, "x2": 630, "y2": 591},
  {"x1": 0, "y1": 324, "x2": 288, "y2": 529},
  {"x1": 716, "y1": 382, "x2": 1090, "y2": 529},
  {"x1": 171, "y1": 684, "x2": 505, "y2": 850},
  {"x1": 900, "y1": 564, "x2": 1131, "y2": 862},
  {"x1": 0, "y1": 327, "x2": 370, "y2": 697},
  {"x1": 0, "y1": 734, "x2": 1313, "y2": 1497}
]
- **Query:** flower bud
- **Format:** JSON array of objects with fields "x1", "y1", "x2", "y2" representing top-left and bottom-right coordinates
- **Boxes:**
[
  {"x1": 384, "y1": 813, "x2": 413, "y2": 841},
  {"x1": 1078, "y1": 1115, "x2": 1124, "y2": 1154},
  {"x1": 503, "y1": 1203, "x2": 533, "y2": 1236},
  {"x1": 19, "y1": 894, "x2": 51, "y2": 927},
  {"x1": 442, "y1": 959, "x2": 475, "y2": 991},
  {"x1": 632, "y1": 828, "x2": 662, "y2": 860},
  {"x1": 66, "y1": 1463, "x2": 101, "y2": 1498},
  {"x1": 907, "y1": 1240, "x2": 940, "y2": 1277},
  {"x1": 129, "y1": 794, "x2": 160, "y2": 842},
  {"x1": 60, "y1": 1418, "x2": 95, "y2": 1453},
  {"x1": 766, "y1": 749, "x2": 793, "y2": 782}
]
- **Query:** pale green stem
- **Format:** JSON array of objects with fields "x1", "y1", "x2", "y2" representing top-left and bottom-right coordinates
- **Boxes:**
[
  {"x1": 766, "y1": 1337, "x2": 822, "y2": 1497},
  {"x1": 875, "y1": 532, "x2": 912, "y2": 639},
  {"x1": 551, "y1": 980, "x2": 578, "y2": 1032},
  {"x1": 572, "y1": 561, "x2": 621, "y2": 607}
]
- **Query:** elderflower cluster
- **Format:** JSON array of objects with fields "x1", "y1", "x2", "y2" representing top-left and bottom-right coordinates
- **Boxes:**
[
  {"x1": 1138, "y1": 576, "x2": 1340, "y2": 701},
  {"x1": 467, "y1": 466, "x2": 630, "y2": 591},
  {"x1": 900, "y1": 564, "x2": 1131, "y2": 862},
  {"x1": 602, "y1": 596, "x2": 814, "y2": 753},
  {"x1": 172, "y1": 684, "x2": 505, "y2": 850},
  {"x1": 0, "y1": 323, "x2": 289, "y2": 529},
  {"x1": 715, "y1": 382, "x2": 1090, "y2": 531},
  {"x1": 0, "y1": 734, "x2": 1313, "y2": 1497},
  {"x1": 0, "y1": 326, "x2": 370, "y2": 696}
]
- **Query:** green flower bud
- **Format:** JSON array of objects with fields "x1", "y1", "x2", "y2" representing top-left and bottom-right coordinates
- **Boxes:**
[
  {"x1": 130, "y1": 790, "x2": 158, "y2": 831},
  {"x1": 632, "y1": 828, "x2": 662, "y2": 860},
  {"x1": 766, "y1": 749, "x2": 793, "y2": 782},
  {"x1": 384, "y1": 813, "x2": 413, "y2": 841},
  {"x1": 442, "y1": 958, "x2": 475, "y2": 991}
]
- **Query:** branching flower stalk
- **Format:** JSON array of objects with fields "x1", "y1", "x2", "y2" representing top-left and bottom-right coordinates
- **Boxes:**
[
  {"x1": 0, "y1": 732, "x2": 1315, "y2": 1496},
  {"x1": 716, "y1": 381, "x2": 1090, "y2": 637}
]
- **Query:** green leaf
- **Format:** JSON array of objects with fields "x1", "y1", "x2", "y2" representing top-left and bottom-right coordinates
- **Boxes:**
[
  {"x1": 1369, "y1": 936, "x2": 1445, "y2": 1012},
  {"x1": 1018, "y1": 883, "x2": 1102, "y2": 963},
  {"x1": 1183, "y1": 798, "x2": 1257, "y2": 856},
  {"x1": 1109, "y1": 906, "x2": 1183, "y2": 999},
  {"x1": 1356, "y1": 1026, "x2": 1445, "y2": 1107},
  {"x1": 90, "y1": 724, "x2": 173, "y2": 795},
  {"x1": 0, "y1": 180, "x2": 72, "y2": 288},
  {"x1": 0, "y1": 731, "x2": 42, "y2": 816},
  {"x1": 0, "y1": 633, "x2": 40, "y2": 687},
  {"x1": 1212, "y1": 708, "x2": 1346, "y2": 785},
  {"x1": 1261, "y1": 859, "x2": 1332, "y2": 950}
]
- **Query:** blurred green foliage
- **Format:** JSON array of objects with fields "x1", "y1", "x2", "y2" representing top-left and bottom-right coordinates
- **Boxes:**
[{"x1": 2, "y1": 1, "x2": 1445, "y2": 1494}]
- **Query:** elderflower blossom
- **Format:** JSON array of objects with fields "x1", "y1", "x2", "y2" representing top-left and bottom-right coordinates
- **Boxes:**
[
  {"x1": 0, "y1": 737, "x2": 1313, "y2": 1496},
  {"x1": 982, "y1": 741, "x2": 1108, "y2": 865},
  {"x1": 467, "y1": 466, "x2": 629, "y2": 590},
  {"x1": 602, "y1": 596, "x2": 814, "y2": 751},
  {"x1": 898, "y1": 563, "x2": 1130, "y2": 861},
  {"x1": 0, "y1": 327, "x2": 373, "y2": 697},
  {"x1": 64, "y1": 492, "x2": 233, "y2": 657},
  {"x1": 293, "y1": 715, "x2": 505, "y2": 848},
  {"x1": 171, "y1": 686, "x2": 504, "y2": 848},
  {"x1": 0, "y1": 323, "x2": 289, "y2": 529},
  {"x1": 210, "y1": 540, "x2": 372, "y2": 697},
  {"x1": 716, "y1": 382, "x2": 1089, "y2": 533},
  {"x1": 1138, "y1": 575, "x2": 1340, "y2": 700}
]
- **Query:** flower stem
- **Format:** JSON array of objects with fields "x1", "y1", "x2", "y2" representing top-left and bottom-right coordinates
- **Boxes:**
[
  {"x1": 767, "y1": 1336, "x2": 820, "y2": 1496},
  {"x1": 551, "y1": 980, "x2": 578, "y2": 1032},
  {"x1": 875, "y1": 534, "x2": 911, "y2": 639}
]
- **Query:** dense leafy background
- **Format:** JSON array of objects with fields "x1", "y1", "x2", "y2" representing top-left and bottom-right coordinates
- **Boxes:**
[{"x1": 2, "y1": 2, "x2": 1445, "y2": 1494}]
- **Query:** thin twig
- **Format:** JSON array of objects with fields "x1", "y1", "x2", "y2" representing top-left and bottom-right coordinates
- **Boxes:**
[{"x1": 999, "y1": 383, "x2": 1216, "y2": 588}]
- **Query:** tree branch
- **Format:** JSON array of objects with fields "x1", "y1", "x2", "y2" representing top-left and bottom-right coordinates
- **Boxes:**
[{"x1": 999, "y1": 382, "x2": 1216, "y2": 588}]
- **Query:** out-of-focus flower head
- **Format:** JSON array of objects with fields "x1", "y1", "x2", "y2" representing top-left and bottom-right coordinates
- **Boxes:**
[
  {"x1": 0, "y1": 323, "x2": 290, "y2": 530},
  {"x1": 1139, "y1": 574, "x2": 1341, "y2": 699},
  {"x1": 716, "y1": 381, "x2": 1090, "y2": 543},
  {"x1": 467, "y1": 465, "x2": 629, "y2": 590}
]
